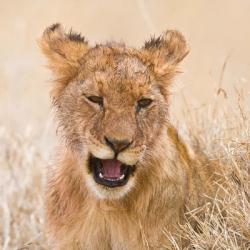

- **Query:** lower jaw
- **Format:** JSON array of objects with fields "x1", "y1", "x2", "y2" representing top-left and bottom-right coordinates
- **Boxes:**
[
  {"x1": 94, "y1": 176, "x2": 129, "y2": 188},
  {"x1": 89, "y1": 178, "x2": 135, "y2": 200}
]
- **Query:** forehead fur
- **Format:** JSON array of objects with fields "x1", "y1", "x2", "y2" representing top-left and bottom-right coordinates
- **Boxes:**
[
  {"x1": 79, "y1": 48, "x2": 152, "y2": 102},
  {"x1": 80, "y1": 45, "x2": 150, "y2": 85}
]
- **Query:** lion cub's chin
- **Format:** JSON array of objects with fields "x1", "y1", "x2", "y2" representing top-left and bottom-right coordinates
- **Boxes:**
[{"x1": 85, "y1": 174, "x2": 135, "y2": 200}]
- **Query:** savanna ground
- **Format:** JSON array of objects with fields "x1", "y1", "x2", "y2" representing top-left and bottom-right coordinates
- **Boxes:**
[{"x1": 0, "y1": 1, "x2": 250, "y2": 249}]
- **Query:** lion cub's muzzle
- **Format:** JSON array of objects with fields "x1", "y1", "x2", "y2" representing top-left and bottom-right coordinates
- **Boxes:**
[{"x1": 87, "y1": 135, "x2": 142, "y2": 188}]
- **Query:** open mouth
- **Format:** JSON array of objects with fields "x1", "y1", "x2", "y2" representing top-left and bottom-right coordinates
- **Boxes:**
[{"x1": 89, "y1": 155, "x2": 135, "y2": 188}]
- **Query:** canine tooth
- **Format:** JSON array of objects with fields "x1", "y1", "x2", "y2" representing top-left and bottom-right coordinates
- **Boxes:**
[
  {"x1": 99, "y1": 173, "x2": 104, "y2": 178},
  {"x1": 119, "y1": 174, "x2": 125, "y2": 180}
]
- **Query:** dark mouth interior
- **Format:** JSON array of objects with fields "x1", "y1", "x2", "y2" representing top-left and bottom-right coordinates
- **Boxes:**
[{"x1": 88, "y1": 156, "x2": 135, "y2": 188}]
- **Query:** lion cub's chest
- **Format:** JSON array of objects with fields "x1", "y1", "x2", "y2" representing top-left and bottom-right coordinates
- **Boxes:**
[
  {"x1": 77, "y1": 203, "x2": 146, "y2": 249},
  {"x1": 77, "y1": 202, "x2": 168, "y2": 250}
]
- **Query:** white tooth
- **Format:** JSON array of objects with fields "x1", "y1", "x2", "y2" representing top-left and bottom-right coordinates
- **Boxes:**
[
  {"x1": 99, "y1": 173, "x2": 104, "y2": 178},
  {"x1": 106, "y1": 178, "x2": 113, "y2": 181},
  {"x1": 119, "y1": 174, "x2": 125, "y2": 180}
]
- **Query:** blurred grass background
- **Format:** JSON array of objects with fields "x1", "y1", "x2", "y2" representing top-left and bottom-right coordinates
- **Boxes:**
[{"x1": 0, "y1": 1, "x2": 249, "y2": 249}]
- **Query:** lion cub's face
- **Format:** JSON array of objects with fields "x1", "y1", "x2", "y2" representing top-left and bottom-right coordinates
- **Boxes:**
[
  {"x1": 40, "y1": 24, "x2": 188, "y2": 199},
  {"x1": 62, "y1": 52, "x2": 167, "y2": 199}
]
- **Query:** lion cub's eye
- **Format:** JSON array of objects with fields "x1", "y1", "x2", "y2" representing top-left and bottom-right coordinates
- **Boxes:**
[
  {"x1": 137, "y1": 98, "x2": 153, "y2": 111},
  {"x1": 87, "y1": 96, "x2": 103, "y2": 106}
]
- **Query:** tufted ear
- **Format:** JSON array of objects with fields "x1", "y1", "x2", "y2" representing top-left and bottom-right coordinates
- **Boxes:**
[
  {"x1": 39, "y1": 23, "x2": 89, "y2": 98},
  {"x1": 143, "y1": 30, "x2": 189, "y2": 78}
]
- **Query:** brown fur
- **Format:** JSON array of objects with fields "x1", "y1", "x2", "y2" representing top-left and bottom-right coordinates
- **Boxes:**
[{"x1": 39, "y1": 24, "x2": 222, "y2": 249}]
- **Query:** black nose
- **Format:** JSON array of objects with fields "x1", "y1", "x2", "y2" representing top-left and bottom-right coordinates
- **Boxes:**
[{"x1": 105, "y1": 137, "x2": 132, "y2": 154}]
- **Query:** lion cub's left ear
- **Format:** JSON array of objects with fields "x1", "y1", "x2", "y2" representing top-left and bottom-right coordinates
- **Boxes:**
[
  {"x1": 39, "y1": 23, "x2": 89, "y2": 98},
  {"x1": 143, "y1": 30, "x2": 189, "y2": 76}
]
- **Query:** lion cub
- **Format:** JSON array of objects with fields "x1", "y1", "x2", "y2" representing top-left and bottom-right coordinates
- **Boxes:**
[{"x1": 40, "y1": 24, "x2": 221, "y2": 249}]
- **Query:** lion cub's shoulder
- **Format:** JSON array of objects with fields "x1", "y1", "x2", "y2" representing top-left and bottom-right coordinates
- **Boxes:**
[
  {"x1": 167, "y1": 125, "x2": 195, "y2": 164},
  {"x1": 167, "y1": 124, "x2": 225, "y2": 209}
]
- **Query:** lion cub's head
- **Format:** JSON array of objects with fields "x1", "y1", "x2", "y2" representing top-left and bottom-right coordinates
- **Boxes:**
[{"x1": 40, "y1": 24, "x2": 188, "y2": 199}]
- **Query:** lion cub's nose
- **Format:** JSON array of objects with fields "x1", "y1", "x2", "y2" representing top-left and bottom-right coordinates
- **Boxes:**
[{"x1": 105, "y1": 137, "x2": 132, "y2": 154}]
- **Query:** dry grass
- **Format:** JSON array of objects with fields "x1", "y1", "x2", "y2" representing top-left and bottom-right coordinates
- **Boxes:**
[
  {"x1": 0, "y1": 127, "x2": 48, "y2": 249},
  {"x1": 169, "y1": 91, "x2": 250, "y2": 249},
  {"x1": 0, "y1": 92, "x2": 249, "y2": 249}
]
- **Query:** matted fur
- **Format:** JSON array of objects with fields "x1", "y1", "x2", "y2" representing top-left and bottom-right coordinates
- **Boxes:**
[{"x1": 39, "y1": 24, "x2": 224, "y2": 249}]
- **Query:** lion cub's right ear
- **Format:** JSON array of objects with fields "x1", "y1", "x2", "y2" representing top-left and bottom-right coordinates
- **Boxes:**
[
  {"x1": 39, "y1": 23, "x2": 89, "y2": 98},
  {"x1": 143, "y1": 30, "x2": 189, "y2": 79}
]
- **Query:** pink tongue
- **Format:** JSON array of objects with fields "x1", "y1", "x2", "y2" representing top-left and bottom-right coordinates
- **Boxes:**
[{"x1": 101, "y1": 159, "x2": 122, "y2": 179}]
